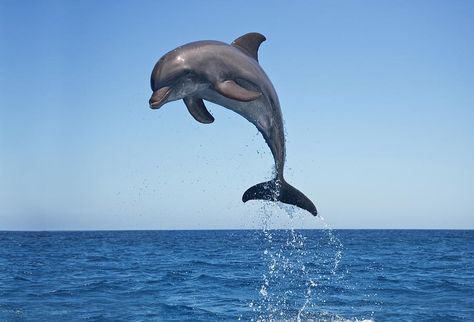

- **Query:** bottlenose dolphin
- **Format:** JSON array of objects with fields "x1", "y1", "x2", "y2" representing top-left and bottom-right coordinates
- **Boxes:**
[{"x1": 149, "y1": 32, "x2": 317, "y2": 216}]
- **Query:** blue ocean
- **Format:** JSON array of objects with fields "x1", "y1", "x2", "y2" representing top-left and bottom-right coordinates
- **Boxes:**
[{"x1": 0, "y1": 229, "x2": 472, "y2": 321}]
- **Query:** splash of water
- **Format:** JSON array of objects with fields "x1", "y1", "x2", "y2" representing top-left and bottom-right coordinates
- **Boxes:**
[{"x1": 249, "y1": 201, "x2": 371, "y2": 322}]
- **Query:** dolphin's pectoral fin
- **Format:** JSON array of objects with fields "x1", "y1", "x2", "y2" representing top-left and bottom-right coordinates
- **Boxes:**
[
  {"x1": 183, "y1": 97, "x2": 214, "y2": 124},
  {"x1": 215, "y1": 80, "x2": 262, "y2": 102},
  {"x1": 231, "y1": 32, "x2": 266, "y2": 62},
  {"x1": 242, "y1": 179, "x2": 318, "y2": 216}
]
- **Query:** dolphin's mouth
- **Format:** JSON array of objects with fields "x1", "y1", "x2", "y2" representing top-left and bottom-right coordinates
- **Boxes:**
[{"x1": 149, "y1": 86, "x2": 172, "y2": 109}]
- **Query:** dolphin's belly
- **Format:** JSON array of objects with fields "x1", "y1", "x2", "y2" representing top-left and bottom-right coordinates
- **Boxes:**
[{"x1": 201, "y1": 89, "x2": 274, "y2": 129}]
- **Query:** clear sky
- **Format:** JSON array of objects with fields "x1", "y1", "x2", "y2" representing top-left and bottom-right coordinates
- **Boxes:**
[{"x1": 0, "y1": 0, "x2": 473, "y2": 230}]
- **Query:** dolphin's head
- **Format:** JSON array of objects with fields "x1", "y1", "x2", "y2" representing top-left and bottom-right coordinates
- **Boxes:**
[{"x1": 149, "y1": 48, "x2": 202, "y2": 109}]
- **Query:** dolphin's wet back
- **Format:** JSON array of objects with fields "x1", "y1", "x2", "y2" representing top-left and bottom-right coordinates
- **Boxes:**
[{"x1": 149, "y1": 32, "x2": 317, "y2": 216}]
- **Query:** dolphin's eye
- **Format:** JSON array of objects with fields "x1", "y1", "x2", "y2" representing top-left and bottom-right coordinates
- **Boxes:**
[{"x1": 182, "y1": 70, "x2": 194, "y2": 79}]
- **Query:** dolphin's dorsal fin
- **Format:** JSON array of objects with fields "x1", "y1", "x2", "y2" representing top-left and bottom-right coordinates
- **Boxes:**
[
  {"x1": 183, "y1": 97, "x2": 214, "y2": 124},
  {"x1": 231, "y1": 32, "x2": 266, "y2": 62}
]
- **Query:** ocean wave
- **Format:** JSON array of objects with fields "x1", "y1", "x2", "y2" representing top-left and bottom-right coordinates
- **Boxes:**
[{"x1": 1, "y1": 230, "x2": 472, "y2": 321}]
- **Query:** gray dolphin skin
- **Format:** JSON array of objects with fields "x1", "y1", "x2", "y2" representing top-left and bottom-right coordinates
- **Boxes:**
[{"x1": 149, "y1": 32, "x2": 317, "y2": 216}]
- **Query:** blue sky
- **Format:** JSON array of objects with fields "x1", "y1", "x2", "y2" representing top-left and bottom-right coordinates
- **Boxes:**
[{"x1": 0, "y1": 1, "x2": 473, "y2": 230}]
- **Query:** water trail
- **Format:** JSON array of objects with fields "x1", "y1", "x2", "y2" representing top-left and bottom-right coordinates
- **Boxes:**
[
  {"x1": 250, "y1": 201, "x2": 360, "y2": 322},
  {"x1": 317, "y1": 214, "x2": 344, "y2": 275}
]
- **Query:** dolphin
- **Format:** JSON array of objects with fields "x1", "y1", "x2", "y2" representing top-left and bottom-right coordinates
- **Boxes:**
[{"x1": 149, "y1": 32, "x2": 317, "y2": 216}]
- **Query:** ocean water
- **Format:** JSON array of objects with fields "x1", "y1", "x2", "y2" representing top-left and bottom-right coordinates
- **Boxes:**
[{"x1": 0, "y1": 229, "x2": 472, "y2": 321}]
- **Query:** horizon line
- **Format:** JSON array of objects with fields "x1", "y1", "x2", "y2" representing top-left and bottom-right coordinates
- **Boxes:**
[{"x1": 0, "y1": 228, "x2": 472, "y2": 232}]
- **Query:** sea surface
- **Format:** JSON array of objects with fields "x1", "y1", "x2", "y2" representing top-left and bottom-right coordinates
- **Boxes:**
[{"x1": 0, "y1": 229, "x2": 472, "y2": 321}]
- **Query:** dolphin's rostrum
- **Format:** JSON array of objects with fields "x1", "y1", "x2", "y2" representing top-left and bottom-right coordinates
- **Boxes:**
[{"x1": 149, "y1": 33, "x2": 317, "y2": 216}]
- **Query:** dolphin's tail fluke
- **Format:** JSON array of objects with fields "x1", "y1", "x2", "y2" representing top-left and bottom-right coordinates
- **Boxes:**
[{"x1": 242, "y1": 179, "x2": 317, "y2": 216}]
